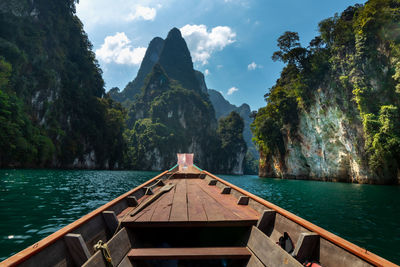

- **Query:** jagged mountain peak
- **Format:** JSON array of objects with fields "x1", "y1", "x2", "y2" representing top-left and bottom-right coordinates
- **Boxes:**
[
  {"x1": 158, "y1": 27, "x2": 200, "y2": 92},
  {"x1": 113, "y1": 37, "x2": 165, "y2": 102},
  {"x1": 166, "y1": 27, "x2": 183, "y2": 39},
  {"x1": 111, "y1": 27, "x2": 202, "y2": 103}
]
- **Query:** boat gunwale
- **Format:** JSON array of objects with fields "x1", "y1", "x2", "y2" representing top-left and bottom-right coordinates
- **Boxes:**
[
  {"x1": 0, "y1": 170, "x2": 169, "y2": 267},
  {"x1": 202, "y1": 170, "x2": 398, "y2": 267}
]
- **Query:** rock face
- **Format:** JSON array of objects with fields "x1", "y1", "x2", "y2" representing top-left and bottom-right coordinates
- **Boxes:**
[
  {"x1": 208, "y1": 89, "x2": 258, "y2": 159},
  {"x1": 158, "y1": 28, "x2": 201, "y2": 92},
  {"x1": 122, "y1": 28, "x2": 246, "y2": 174},
  {"x1": 260, "y1": 88, "x2": 370, "y2": 182},
  {"x1": 254, "y1": 1, "x2": 400, "y2": 184},
  {"x1": 195, "y1": 70, "x2": 208, "y2": 93},
  {"x1": 110, "y1": 37, "x2": 165, "y2": 102}
]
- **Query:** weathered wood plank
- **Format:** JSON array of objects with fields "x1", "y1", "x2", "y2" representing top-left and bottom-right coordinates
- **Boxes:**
[
  {"x1": 194, "y1": 180, "x2": 239, "y2": 221},
  {"x1": 150, "y1": 187, "x2": 175, "y2": 222},
  {"x1": 82, "y1": 251, "x2": 106, "y2": 267},
  {"x1": 126, "y1": 183, "x2": 175, "y2": 222},
  {"x1": 169, "y1": 179, "x2": 188, "y2": 221},
  {"x1": 270, "y1": 213, "x2": 310, "y2": 245},
  {"x1": 64, "y1": 233, "x2": 91, "y2": 266},
  {"x1": 256, "y1": 210, "x2": 276, "y2": 236},
  {"x1": 102, "y1": 211, "x2": 119, "y2": 235},
  {"x1": 293, "y1": 233, "x2": 320, "y2": 264},
  {"x1": 247, "y1": 226, "x2": 302, "y2": 267},
  {"x1": 196, "y1": 179, "x2": 259, "y2": 221},
  {"x1": 82, "y1": 228, "x2": 131, "y2": 267},
  {"x1": 117, "y1": 207, "x2": 135, "y2": 221},
  {"x1": 73, "y1": 214, "x2": 108, "y2": 255},
  {"x1": 187, "y1": 179, "x2": 208, "y2": 221},
  {"x1": 126, "y1": 196, "x2": 138, "y2": 207},
  {"x1": 18, "y1": 238, "x2": 72, "y2": 267},
  {"x1": 107, "y1": 228, "x2": 132, "y2": 266},
  {"x1": 133, "y1": 195, "x2": 161, "y2": 222},
  {"x1": 128, "y1": 247, "x2": 251, "y2": 260},
  {"x1": 246, "y1": 254, "x2": 265, "y2": 267}
]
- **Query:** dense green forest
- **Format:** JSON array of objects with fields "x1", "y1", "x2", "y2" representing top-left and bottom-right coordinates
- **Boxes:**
[
  {"x1": 0, "y1": 2, "x2": 252, "y2": 173},
  {"x1": 0, "y1": 0, "x2": 124, "y2": 168},
  {"x1": 251, "y1": 0, "x2": 400, "y2": 182}
]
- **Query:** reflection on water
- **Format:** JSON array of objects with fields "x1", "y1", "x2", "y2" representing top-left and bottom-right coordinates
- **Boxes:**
[{"x1": 0, "y1": 170, "x2": 399, "y2": 264}]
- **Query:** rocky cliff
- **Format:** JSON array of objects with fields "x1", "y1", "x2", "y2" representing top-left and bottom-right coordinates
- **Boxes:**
[
  {"x1": 110, "y1": 37, "x2": 164, "y2": 103},
  {"x1": 122, "y1": 28, "x2": 247, "y2": 174},
  {"x1": 0, "y1": 0, "x2": 124, "y2": 168},
  {"x1": 253, "y1": 0, "x2": 400, "y2": 184},
  {"x1": 259, "y1": 88, "x2": 370, "y2": 182}
]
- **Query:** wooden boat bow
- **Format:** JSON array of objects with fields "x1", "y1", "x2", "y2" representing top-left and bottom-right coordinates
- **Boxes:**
[{"x1": 1, "y1": 160, "x2": 398, "y2": 267}]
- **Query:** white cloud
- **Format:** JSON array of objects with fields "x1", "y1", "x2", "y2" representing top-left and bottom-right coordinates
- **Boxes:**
[
  {"x1": 127, "y1": 5, "x2": 157, "y2": 21},
  {"x1": 248, "y1": 62, "x2": 257, "y2": 70},
  {"x1": 76, "y1": 1, "x2": 161, "y2": 31},
  {"x1": 227, "y1": 87, "x2": 239, "y2": 95},
  {"x1": 204, "y1": 69, "x2": 210, "y2": 76},
  {"x1": 180, "y1": 24, "x2": 236, "y2": 65},
  {"x1": 96, "y1": 32, "x2": 146, "y2": 65},
  {"x1": 217, "y1": 65, "x2": 223, "y2": 69}
]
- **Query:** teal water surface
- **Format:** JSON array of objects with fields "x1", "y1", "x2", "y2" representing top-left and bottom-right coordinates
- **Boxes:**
[{"x1": 0, "y1": 170, "x2": 399, "y2": 264}]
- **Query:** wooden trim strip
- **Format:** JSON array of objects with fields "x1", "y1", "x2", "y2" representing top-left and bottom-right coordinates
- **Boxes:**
[
  {"x1": 1, "y1": 170, "x2": 168, "y2": 267},
  {"x1": 202, "y1": 171, "x2": 398, "y2": 267}
]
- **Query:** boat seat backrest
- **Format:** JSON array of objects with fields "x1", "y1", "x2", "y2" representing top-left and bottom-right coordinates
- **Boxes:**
[
  {"x1": 246, "y1": 226, "x2": 303, "y2": 267},
  {"x1": 270, "y1": 213, "x2": 310, "y2": 245},
  {"x1": 292, "y1": 232, "x2": 320, "y2": 264},
  {"x1": 82, "y1": 228, "x2": 133, "y2": 267}
]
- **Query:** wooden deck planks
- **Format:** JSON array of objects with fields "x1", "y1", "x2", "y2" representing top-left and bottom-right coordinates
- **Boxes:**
[
  {"x1": 187, "y1": 179, "x2": 208, "y2": 221},
  {"x1": 193, "y1": 180, "x2": 240, "y2": 222},
  {"x1": 121, "y1": 178, "x2": 259, "y2": 226},
  {"x1": 150, "y1": 185, "x2": 175, "y2": 222},
  {"x1": 133, "y1": 197, "x2": 161, "y2": 222},
  {"x1": 169, "y1": 179, "x2": 189, "y2": 222},
  {"x1": 195, "y1": 179, "x2": 259, "y2": 221}
]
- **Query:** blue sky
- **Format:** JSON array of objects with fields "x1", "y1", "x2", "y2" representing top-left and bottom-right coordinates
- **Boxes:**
[{"x1": 76, "y1": 0, "x2": 366, "y2": 111}]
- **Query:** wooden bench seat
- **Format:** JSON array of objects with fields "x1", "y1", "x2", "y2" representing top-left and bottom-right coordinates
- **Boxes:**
[{"x1": 128, "y1": 247, "x2": 252, "y2": 260}]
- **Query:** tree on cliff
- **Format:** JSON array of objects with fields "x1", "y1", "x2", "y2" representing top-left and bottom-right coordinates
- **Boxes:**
[
  {"x1": 214, "y1": 111, "x2": 247, "y2": 173},
  {"x1": 252, "y1": 0, "x2": 400, "y2": 183}
]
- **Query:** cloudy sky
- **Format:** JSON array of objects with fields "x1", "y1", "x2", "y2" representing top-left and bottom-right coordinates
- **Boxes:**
[{"x1": 76, "y1": 0, "x2": 366, "y2": 111}]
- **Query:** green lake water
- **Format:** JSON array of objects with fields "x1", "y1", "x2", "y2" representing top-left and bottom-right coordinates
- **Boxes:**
[{"x1": 0, "y1": 169, "x2": 399, "y2": 264}]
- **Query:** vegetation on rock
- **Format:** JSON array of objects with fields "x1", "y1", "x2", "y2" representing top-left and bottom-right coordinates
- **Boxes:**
[
  {"x1": 252, "y1": 0, "x2": 400, "y2": 182},
  {"x1": 0, "y1": 0, "x2": 124, "y2": 168}
]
